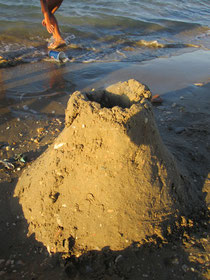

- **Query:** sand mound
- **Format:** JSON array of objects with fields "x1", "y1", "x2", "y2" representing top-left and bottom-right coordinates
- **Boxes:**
[{"x1": 14, "y1": 79, "x2": 200, "y2": 255}]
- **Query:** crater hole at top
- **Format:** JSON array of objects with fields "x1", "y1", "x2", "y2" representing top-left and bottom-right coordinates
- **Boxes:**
[{"x1": 86, "y1": 90, "x2": 133, "y2": 109}]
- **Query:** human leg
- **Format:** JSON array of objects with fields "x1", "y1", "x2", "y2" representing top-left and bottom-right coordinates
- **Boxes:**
[{"x1": 43, "y1": 0, "x2": 66, "y2": 49}]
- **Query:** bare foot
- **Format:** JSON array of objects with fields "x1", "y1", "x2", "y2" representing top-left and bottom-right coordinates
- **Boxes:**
[{"x1": 48, "y1": 39, "x2": 66, "y2": 49}]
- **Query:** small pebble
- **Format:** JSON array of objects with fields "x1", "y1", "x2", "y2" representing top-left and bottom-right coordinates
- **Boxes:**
[
  {"x1": 56, "y1": 118, "x2": 62, "y2": 124},
  {"x1": 23, "y1": 105, "x2": 29, "y2": 110},
  {"x1": 171, "y1": 257, "x2": 179, "y2": 265},
  {"x1": 37, "y1": 128, "x2": 44, "y2": 134},
  {"x1": 115, "y1": 255, "x2": 123, "y2": 263},
  {"x1": 157, "y1": 106, "x2": 166, "y2": 110},
  {"x1": 151, "y1": 94, "x2": 163, "y2": 104},
  {"x1": 16, "y1": 260, "x2": 24, "y2": 266},
  {"x1": 182, "y1": 264, "x2": 188, "y2": 272},
  {"x1": 175, "y1": 127, "x2": 185, "y2": 134},
  {"x1": 5, "y1": 260, "x2": 11, "y2": 266}
]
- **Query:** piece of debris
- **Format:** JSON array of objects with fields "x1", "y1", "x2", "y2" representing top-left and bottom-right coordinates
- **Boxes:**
[
  {"x1": 151, "y1": 94, "x2": 163, "y2": 104},
  {"x1": 0, "y1": 160, "x2": 15, "y2": 170}
]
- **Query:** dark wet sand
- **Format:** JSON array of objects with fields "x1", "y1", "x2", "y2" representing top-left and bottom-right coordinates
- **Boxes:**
[{"x1": 0, "y1": 49, "x2": 209, "y2": 279}]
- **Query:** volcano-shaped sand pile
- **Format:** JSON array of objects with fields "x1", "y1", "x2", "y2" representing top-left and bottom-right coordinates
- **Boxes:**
[{"x1": 15, "y1": 79, "x2": 200, "y2": 255}]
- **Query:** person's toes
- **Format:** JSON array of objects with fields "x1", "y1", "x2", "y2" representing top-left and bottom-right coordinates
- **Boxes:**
[{"x1": 48, "y1": 40, "x2": 66, "y2": 49}]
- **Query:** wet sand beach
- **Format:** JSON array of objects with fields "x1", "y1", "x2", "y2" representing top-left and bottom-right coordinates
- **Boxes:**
[{"x1": 0, "y1": 49, "x2": 210, "y2": 279}]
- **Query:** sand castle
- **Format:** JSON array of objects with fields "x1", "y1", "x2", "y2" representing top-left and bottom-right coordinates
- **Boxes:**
[{"x1": 14, "y1": 79, "x2": 200, "y2": 255}]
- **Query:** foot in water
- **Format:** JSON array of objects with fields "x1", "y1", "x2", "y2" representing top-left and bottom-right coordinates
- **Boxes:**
[
  {"x1": 42, "y1": 20, "x2": 66, "y2": 49},
  {"x1": 48, "y1": 40, "x2": 66, "y2": 49}
]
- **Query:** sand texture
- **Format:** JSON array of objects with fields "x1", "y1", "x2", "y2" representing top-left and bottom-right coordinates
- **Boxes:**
[{"x1": 14, "y1": 80, "x2": 203, "y2": 256}]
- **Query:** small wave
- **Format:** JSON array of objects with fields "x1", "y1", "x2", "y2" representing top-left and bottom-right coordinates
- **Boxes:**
[
  {"x1": 134, "y1": 40, "x2": 165, "y2": 48},
  {"x1": 125, "y1": 40, "x2": 200, "y2": 50}
]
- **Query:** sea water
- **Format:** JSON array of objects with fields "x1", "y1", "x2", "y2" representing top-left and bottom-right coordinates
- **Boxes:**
[{"x1": 0, "y1": 0, "x2": 209, "y2": 63}]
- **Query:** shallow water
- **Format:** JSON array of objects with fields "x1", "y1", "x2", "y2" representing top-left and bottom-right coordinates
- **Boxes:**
[
  {"x1": 0, "y1": 0, "x2": 209, "y2": 64},
  {"x1": 0, "y1": 0, "x2": 210, "y2": 113}
]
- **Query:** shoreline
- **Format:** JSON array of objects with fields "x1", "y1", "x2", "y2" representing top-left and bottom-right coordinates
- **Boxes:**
[
  {"x1": 1, "y1": 49, "x2": 210, "y2": 91},
  {"x1": 0, "y1": 49, "x2": 209, "y2": 110},
  {"x1": 0, "y1": 48, "x2": 209, "y2": 279},
  {"x1": 0, "y1": 48, "x2": 209, "y2": 128}
]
